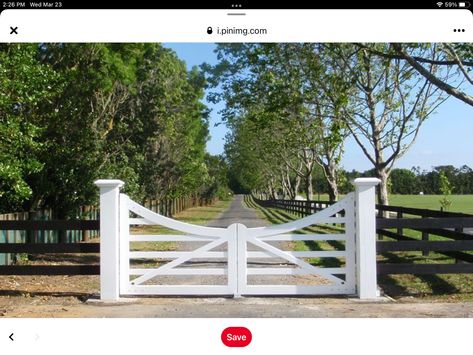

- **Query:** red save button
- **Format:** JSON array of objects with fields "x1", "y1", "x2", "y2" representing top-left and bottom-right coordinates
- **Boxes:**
[{"x1": 221, "y1": 327, "x2": 252, "y2": 347}]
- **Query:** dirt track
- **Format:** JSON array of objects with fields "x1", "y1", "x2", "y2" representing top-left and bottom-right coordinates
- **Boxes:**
[{"x1": 1, "y1": 295, "x2": 473, "y2": 318}]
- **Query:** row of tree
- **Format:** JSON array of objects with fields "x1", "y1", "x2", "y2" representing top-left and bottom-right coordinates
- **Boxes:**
[
  {"x1": 309, "y1": 165, "x2": 473, "y2": 197},
  {"x1": 0, "y1": 44, "x2": 230, "y2": 216},
  {"x1": 391, "y1": 165, "x2": 473, "y2": 195},
  {"x1": 205, "y1": 43, "x2": 472, "y2": 203}
]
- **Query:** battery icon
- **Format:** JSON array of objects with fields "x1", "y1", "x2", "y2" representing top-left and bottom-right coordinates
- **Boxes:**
[{"x1": 459, "y1": 1, "x2": 470, "y2": 7}]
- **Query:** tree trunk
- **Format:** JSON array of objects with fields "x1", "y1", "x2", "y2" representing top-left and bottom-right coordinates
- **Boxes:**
[
  {"x1": 323, "y1": 162, "x2": 339, "y2": 202},
  {"x1": 377, "y1": 168, "x2": 389, "y2": 206},
  {"x1": 293, "y1": 175, "x2": 301, "y2": 200},
  {"x1": 328, "y1": 182, "x2": 338, "y2": 202},
  {"x1": 268, "y1": 181, "x2": 277, "y2": 200},
  {"x1": 305, "y1": 172, "x2": 313, "y2": 200},
  {"x1": 280, "y1": 170, "x2": 291, "y2": 199},
  {"x1": 281, "y1": 178, "x2": 289, "y2": 199}
]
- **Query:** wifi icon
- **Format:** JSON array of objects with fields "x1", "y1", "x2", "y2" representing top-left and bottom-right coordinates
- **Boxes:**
[{"x1": 437, "y1": 1, "x2": 443, "y2": 6}]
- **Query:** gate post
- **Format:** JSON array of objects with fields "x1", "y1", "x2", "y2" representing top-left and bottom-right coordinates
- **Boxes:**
[
  {"x1": 354, "y1": 178, "x2": 380, "y2": 299},
  {"x1": 95, "y1": 179, "x2": 124, "y2": 301}
]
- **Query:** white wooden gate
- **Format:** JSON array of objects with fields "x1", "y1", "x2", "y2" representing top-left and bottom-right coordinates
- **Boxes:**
[
  {"x1": 121, "y1": 195, "x2": 238, "y2": 296},
  {"x1": 95, "y1": 178, "x2": 380, "y2": 300},
  {"x1": 237, "y1": 195, "x2": 355, "y2": 295}
]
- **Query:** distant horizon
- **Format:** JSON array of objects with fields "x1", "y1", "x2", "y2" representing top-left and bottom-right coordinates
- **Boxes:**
[{"x1": 164, "y1": 43, "x2": 473, "y2": 172}]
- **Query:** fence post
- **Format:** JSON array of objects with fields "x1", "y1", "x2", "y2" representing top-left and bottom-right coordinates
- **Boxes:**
[
  {"x1": 354, "y1": 177, "x2": 380, "y2": 299},
  {"x1": 95, "y1": 179, "x2": 124, "y2": 301}
]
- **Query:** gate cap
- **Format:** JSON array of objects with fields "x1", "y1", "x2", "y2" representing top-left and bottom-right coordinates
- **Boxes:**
[
  {"x1": 353, "y1": 177, "x2": 381, "y2": 186},
  {"x1": 94, "y1": 179, "x2": 125, "y2": 188}
]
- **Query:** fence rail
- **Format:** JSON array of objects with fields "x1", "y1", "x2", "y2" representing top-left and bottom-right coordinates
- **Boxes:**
[
  {"x1": 252, "y1": 195, "x2": 473, "y2": 275},
  {"x1": 0, "y1": 265, "x2": 100, "y2": 275},
  {"x1": 0, "y1": 220, "x2": 100, "y2": 230},
  {"x1": 0, "y1": 242, "x2": 100, "y2": 253}
]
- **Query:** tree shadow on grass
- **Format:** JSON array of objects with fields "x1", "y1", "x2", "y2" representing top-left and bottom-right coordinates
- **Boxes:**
[
  {"x1": 377, "y1": 275, "x2": 410, "y2": 296},
  {"x1": 250, "y1": 203, "x2": 346, "y2": 269},
  {"x1": 249, "y1": 201, "x2": 342, "y2": 254},
  {"x1": 379, "y1": 252, "x2": 459, "y2": 296},
  {"x1": 251, "y1": 205, "x2": 294, "y2": 227}
]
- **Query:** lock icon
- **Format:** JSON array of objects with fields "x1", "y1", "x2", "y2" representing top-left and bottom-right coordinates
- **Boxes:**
[{"x1": 207, "y1": 26, "x2": 213, "y2": 35}]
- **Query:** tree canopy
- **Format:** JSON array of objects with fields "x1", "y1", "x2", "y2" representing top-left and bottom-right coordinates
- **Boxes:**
[
  {"x1": 205, "y1": 43, "x2": 471, "y2": 203},
  {"x1": 0, "y1": 43, "x2": 227, "y2": 215}
]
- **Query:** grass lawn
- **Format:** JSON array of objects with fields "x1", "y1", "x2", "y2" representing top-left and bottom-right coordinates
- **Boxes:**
[
  {"x1": 388, "y1": 194, "x2": 473, "y2": 214},
  {"x1": 245, "y1": 195, "x2": 473, "y2": 301},
  {"x1": 308, "y1": 194, "x2": 473, "y2": 214}
]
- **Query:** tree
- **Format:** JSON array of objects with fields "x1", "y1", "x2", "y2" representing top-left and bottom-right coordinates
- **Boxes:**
[
  {"x1": 455, "y1": 165, "x2": 473, "y2": 194},
  {"x1": 202, "y1": 154, "x2": 231, "y2": 199},
  {"x1": 389, "y1": 169, "x2": 419, "y2": 194},
  {"x1": 225, "y1": 116, "x2": 274, "y2": 195},
  {"x1": 356, "y1": 43, "x2": 473, "y2": 106},
  {"x1": 438, "y1": 171, "x2": 452, "y2": 211},
  {"x1": 1, "y1": 43, "x2": 214, "y2": 218},
  {"x1": 0, "y1": 44, "x2": 61, "y2": 212},
  {"x1": 207, "y1": 44, "x2": 350, "y2": 201},
  {"x1": 392, "y1": 43, "x2": 473, "y2": 107},
  {"x1": 331, "y1": 44, "x2": 449, "y2": 205},
  {"x1": 31, "y1": 44, "x2": 141, "y2": 217}
]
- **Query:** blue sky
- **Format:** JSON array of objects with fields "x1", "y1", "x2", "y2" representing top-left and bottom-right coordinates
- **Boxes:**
[{"x1": 165, "y1": 43, "x2": 473, "y2": 172}]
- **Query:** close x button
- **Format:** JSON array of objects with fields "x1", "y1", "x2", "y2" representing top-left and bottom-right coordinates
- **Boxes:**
[{"x1": 10, "y1": 26, "x2": 18, "y2": 34}]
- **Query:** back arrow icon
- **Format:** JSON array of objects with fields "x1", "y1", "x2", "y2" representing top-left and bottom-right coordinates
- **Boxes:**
[{"x1": 9, "y1": 333, "x2": 14, "y2": 341}]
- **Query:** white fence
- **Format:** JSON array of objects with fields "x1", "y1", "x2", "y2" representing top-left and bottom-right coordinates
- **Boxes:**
[{"x1": 95, "y1": 178, "x2": 380, "y2": 300}]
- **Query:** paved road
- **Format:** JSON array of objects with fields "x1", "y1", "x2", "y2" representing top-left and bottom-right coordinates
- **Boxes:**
[{"x1": 206, "y1": 194, "x2": 267, "y2": 228}]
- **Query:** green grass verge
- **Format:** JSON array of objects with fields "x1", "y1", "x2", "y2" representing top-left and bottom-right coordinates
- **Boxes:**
[
  {"x1": 310, "y1": 194, "x2": 473, "y2": 214},
  {"x1": 245, "y1": 195, "x2": 473, "y2": 301},
  {"x1": 388, "y1": 194, "x2": 473, "y2": 214}
]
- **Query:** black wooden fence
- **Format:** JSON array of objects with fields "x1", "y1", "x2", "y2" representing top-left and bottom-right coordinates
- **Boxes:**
[
  {"x1": 0, "y1": 219, "x2": 100, "y2": 275},
  {"x1": 252, "y1": 197, "x2": 334, "y2": 217},
  {"x1": 375, "y1": 205, "x2": 473, "y2": 274},
  {"x1": 252, "y1": 195, "x2": 473, "y2": 275}
]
